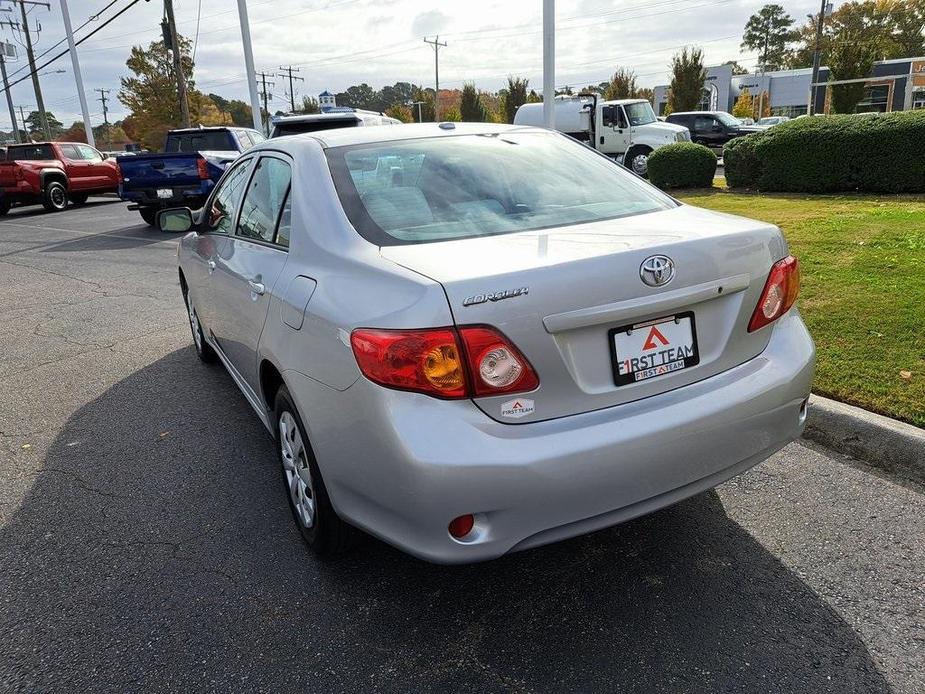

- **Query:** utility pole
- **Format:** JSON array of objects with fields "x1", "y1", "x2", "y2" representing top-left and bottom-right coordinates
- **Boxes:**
[
  {"x1": 237, "y1": 0, "x2": 263, "y2": 131},
  {"x1": 18, "y1": 104, "x2": 28, "y2": 140},
  {"x1": 0, "y1": 48, "x2": 20, "y2": 143},
  {"x1": 423, "y1": 35, "x2": 446, "y2": 121},
  {"x1": 809, "y1": 0, "x2": 831, "y2": 116},
  {"x1": 14, "y1": 1, "x2": 51, "y2": 140},
  {"x1": 277, "y1": 65, "x2": 303, "y2": 113},
  {"x1": 163, "y1": 0, "x2": 190, "y2": 127},
  {"x1": 543, "y1": 0, "x2": 555, "y2": 129},
  {"x1": 256, "y1": 70, "x2": 274, "y2": 135},
  {"x1": 95, "y1": 88, "x2": 111, "y2": 151},
  {"x1": 59, "y1": 0, "x2": 94, "y2": 147}
]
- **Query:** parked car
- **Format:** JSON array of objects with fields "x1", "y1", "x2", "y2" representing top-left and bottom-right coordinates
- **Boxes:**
[
  {"x1": 0, "y1": 142, "x2": 119, "y2": 214},
  {"x1": 756, "y1": 116, "x2": 791, "y2": 129},
  {"x1": 665, "y1": 111, "x2": 762, "y2": 149},
  {"x1": 117, "y1": 126, "x2": 265, "y2": 226},
  {"x1": 270, "y1": 110, "x2": 402, "y2": 138},
  {"x1": 514, "y1": 95, "x2": 690, "y2": 176},
  {"x1": 737, "y1": 117, "x2": 756, "y2": 126},
  {"x1": 161, "y1": 122, "x2": 814, "y2": 564}
]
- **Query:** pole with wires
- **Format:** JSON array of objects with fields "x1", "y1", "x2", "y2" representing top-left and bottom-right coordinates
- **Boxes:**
[
  {"x1": 0, "y1": 50, "x2": 20, "y2": 143},
  {"x1": 95, "y1": 87, "x2": 111, "y2": 151},
  {"x1": 59, "y1": 0, "x2": 93, "y2": 147},
  {"x1": 163, "y1": 0, "x2": 190, "y2": 128},
  {"x1": 809, "y1": 0, "x2": 830, "y2": 116},
  {"x1": 277, "y1": 65, "x2": 303, "y2": 113},
  {"x1": 256, "y1": 70, "x2": 273, "y2": 135},
  {"x1": 423, "y1": 36, "x2": 446, "y2": 121},
  {"x1": 15, "y1": 1, "x2": 51, "y2": 140}
]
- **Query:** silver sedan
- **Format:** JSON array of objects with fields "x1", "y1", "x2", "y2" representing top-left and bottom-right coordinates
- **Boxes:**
[{"x1": 161, "y1": 123, "x2": 814, "y2": 564}]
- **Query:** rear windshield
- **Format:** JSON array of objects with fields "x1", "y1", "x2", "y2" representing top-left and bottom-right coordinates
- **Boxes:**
[
  {"x1": 272, "y1": 118, "x2": 360, "y2": 137},
  {"x1": 325, "y1": 131, "x2": 676, "y2": 245},
  {"x1": 165, "y1": 131, "x2": 233, "y2": 152},
  {"x1": 7, "y1": 144, "x2": 55, "y2": 160}
]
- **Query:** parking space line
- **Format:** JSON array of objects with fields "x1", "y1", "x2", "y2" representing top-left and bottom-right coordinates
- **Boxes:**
[{"x1": 0, "y1": 219, "x2": 177, "y2": 245}]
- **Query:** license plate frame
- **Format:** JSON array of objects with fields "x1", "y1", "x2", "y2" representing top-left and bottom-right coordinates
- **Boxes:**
[{"x1": 609, "y1": 311, "x2": 700, "y2": 387}]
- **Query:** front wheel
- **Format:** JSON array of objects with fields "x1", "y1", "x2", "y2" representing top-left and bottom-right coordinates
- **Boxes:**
[
  {"x1": 42, "y1": 181, "x2": 68, "y2": 212},
  {"x1": 139, "y1": 206, "x2": 158, "y2": 226},
  {"x1": 275, "y1": 386, "x2": 356, "y2": 556},
  {"x1": 625, "y1": 146, "x2": 652, "y2": 178}
]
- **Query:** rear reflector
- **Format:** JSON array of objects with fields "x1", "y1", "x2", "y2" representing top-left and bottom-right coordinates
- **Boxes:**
[
  {"x1": 748, "y1": 255, "x2": 800, "y2": 332},
  {"x1": 448, "y1": 514, "x2": 475, "y2": 539}
]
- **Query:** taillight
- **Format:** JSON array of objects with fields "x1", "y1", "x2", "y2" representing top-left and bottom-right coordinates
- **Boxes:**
[
  {"x1": 196, "y1": 158, "x2": 210, "y2": 180},
  {"x1": 350, "y1": 326, "x2": 538, "y2": 399},
  {"x1": 458, "y1": 326, "x2": 539, "y2": 396},
  {"x1": 748, "y1": 255, "x2": 800, "y2": 332}
]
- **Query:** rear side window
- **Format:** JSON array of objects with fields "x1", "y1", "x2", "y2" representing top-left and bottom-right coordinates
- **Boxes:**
[
  {"x1": 59, "y1": 144, "x2": 81, "y2": 159},
  {"x1": 236, "y1": 156, "x2": 292, "y2": 245},
  {"x1": 7, "y1": 144, "x2": 55, "y2": 160},
  {"x1": 166, "y1": 131, "x2": 234, "y2": 152},
  {"x1": 272, "y1": 118, "x2": 360, "y2": 137}
]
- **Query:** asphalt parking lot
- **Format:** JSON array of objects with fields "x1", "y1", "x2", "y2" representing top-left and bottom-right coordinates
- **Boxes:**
[{"x1": 0, "y1": 199, "x2": 923, "y2": 693}]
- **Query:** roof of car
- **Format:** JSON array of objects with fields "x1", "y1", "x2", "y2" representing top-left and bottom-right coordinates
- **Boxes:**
[
  {"x1": 667, "y1": 111, "x2": 727, "y2": 116},
  {"x1": 276, "y1": 122, "x2": 542, "y2": 149}
]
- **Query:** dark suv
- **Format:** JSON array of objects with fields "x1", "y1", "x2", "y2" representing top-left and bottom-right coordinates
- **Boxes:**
[{"x1": 665, "y1": 111, "x2": 762, "y2": 149}]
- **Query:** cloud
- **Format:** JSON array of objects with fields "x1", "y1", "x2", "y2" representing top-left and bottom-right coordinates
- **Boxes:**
[{"x1": 411, "y1": 10, "x2": 449, "y2": 38}]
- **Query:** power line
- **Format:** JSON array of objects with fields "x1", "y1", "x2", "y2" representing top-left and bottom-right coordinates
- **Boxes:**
[
  {"x1": 95, "y1": 87, "x2": 110, "y2": 150},
  {"x1": 255, "y1": 70, "x2": 273, "y2": 134},
  {"x1": 277, "y1": 65, "x2": 303, "y2": 113},
  {"x1": 423, "y1": 35, "x2": 446, "y2": 121}
]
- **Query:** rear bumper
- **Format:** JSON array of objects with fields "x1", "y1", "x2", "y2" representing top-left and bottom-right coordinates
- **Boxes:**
[
  {"x1": 286, "y1": 312, "x2": 815, "y2": 564},
  {"x1": 119, "y1": 181, "x2": 212, "y2": 206}
]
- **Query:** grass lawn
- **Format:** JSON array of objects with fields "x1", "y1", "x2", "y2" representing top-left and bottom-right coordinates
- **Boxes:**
[{"x1": 676, "y1": 185, "x2": 925, "y2": 428}]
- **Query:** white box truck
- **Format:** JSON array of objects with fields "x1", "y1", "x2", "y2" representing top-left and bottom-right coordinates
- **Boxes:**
[{"x1": 514, "y1": 94, "x2": 690, "y2": 176}]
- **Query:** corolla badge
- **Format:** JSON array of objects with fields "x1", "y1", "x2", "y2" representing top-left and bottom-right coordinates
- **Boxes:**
[
  {"x1": 463, "y1": 287, "x2": 529, "y2": 307},
  {"x1": 639, "y1": 255, "x2": 675, "y2": 287}
]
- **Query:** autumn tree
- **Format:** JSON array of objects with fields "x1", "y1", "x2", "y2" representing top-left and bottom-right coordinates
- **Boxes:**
[
  {"x1": 668, "y1": 47, "x2": 707, "y2": 112},
  {"x1": 603, "y1": 67, "x2": 638, "y2": 100},
  {"x1": 119, "y1": 34, "x2": 224, "y2": 148},
  {"x1": 637, "y1": 87, "x2": 655, "y2": 105},
  {"x1": 732, "y1": 88, "x2": 754, "y2": 118},
  {"x1": 741, "y1": 4, "x2": 797, "y2": 71},
  {"x1": 385, "y1": 104, "x2": 413, "y2": 122}
]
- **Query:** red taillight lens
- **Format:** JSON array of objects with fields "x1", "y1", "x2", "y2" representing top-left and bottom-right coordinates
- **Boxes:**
[
  {"x1": 196, "y1": 158, "x2": 210, "y2": 180},
  {"x1": 350, "y1": 328, "x2": 467, "y2": 399},
  {"x1": 458, "y1": 326, "x2": 539, "y2": 396},
  {"x1": 350, "y1": 325, "x2": 538, "y2": 399},
  {"x1": 748, "y1": 255, "x2": 800, "y2": 332}
]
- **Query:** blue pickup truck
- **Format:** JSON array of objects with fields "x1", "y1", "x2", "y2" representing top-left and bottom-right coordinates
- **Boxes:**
[{"x1": 117, "y1": 126, "x2": 265, "y2": 226}]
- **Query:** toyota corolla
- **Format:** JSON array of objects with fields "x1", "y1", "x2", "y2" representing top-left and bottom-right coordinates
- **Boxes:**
[{"x1": 161, "y1": 123, "x2": 814, "y2": 564}]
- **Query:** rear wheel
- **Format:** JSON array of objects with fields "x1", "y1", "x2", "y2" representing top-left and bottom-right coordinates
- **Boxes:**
[
  {"x1": 0, "y1": 199, "x2": 10, "y2": 216},
  {"x1": 69, "y1": 192, "x2": 88, "y2": 205},
  {"x1": 275, "y1": 386, "x2": 355, "y2": 556},
  {"x1": 42, "y1": 180, "x2": 68, "y2": 212},
  {"x1": 139, "y1": 206, "x2": 158, "y2": 226}
]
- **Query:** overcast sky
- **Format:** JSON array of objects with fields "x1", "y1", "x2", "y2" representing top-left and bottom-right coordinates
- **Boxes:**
[{"x1": 0, "y1": 0, "x2": 825, "y2": 129}]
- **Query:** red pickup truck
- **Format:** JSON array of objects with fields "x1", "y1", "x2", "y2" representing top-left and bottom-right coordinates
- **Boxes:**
[{"x1": 0, "y1": 142, "x2": 120, "y2": 214}]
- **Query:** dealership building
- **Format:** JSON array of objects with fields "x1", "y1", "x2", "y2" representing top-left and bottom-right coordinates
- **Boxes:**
[{"x1": 654, "y1": 56, "x2": 925, "y2": 117}]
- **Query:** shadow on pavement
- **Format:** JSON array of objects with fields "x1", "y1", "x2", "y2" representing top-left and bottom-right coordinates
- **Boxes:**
[{"x1": 0, "y1": 348, "x2": 891, "y2": 692}]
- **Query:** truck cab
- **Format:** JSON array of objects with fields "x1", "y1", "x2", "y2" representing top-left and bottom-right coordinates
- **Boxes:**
[{"x1": 513, "y1": 95, "x2": 690, "y2": 176}]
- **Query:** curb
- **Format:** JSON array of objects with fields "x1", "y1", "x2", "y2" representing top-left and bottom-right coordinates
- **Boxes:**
[{"x1": 803, "y1": 394, "x2": 925, "y2": 483}]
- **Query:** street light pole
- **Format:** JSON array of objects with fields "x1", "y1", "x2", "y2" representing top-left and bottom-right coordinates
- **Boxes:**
[
  {"x1": 59, "y1": 0, "x2": 94, "y2": 147},
  {"x1": 237, "y1": 0, "x2": 263, "y2": 132},
  {"x1": 543, "y1": 0, "x2": 555, "y2": 129},
  {"x1": 809, "y1": 0, "x2": 830, "y2": 116}
]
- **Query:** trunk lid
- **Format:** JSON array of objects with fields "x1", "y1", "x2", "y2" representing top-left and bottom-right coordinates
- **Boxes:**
[{"x1": 381, "y1": 204, "x2": 787, "y2": 423}]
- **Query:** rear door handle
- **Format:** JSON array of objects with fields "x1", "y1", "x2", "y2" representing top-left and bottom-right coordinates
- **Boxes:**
[
  {"x1": 207, "y1": 260, "x2": 216, "y2": 274},
  {"x1": 248, "y1": 279, "x2": 266, "y2": 295}
]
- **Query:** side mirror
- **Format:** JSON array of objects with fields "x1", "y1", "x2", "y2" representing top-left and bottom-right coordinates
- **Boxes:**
[{"x1": 157, "y1": 207, "x2": 195, "y2": 233}]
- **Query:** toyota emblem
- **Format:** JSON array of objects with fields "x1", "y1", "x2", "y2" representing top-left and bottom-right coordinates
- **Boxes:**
[{"x1": 640, "y1": 255, "x2": 675, "y2": 287}]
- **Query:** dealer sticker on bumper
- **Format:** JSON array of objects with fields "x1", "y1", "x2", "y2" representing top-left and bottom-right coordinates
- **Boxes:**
[{"x1": 610, "y1": 312, "x2": 700, "y2": 386}]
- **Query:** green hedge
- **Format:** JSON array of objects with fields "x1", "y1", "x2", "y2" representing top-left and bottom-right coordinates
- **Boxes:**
[
  {"x1": 646, "y1": 142, "x2": 717, "y2": 189},
  {"x1": 724, "y1": 110, "x2": 925, "y2": 193}
]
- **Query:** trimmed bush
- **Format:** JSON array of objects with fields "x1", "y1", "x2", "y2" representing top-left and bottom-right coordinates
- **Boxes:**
[
  {"x1": 723, "y1": 110, "x2": 925, "y2": 193},
  {"x1": 647, "y1": 142, "x2": 717, "y2": 189}
]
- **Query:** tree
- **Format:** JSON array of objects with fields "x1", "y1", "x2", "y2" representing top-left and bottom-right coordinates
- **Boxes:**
[
  {"x1": 637, "y1": 87, "x2": 655, "y2": 105},
  {"x1": 336, "y1": 83, "x2": 379, "y2": 111},
  {"x1": 668, "y1": 47, "x2": 707, "y2": 112},
  {"x1": 442, "y1": 107, "x2": 462, "y2": 122},
  {"x1": 300, "y1": 96, "x2": 320, "y2": 114},
  {"x1": 526, "y1": 89, "x2": 542, "y2": 103},
  {"x1": 459, "y1": 83, "x2": 489, "y2": 122},
  {"x1": 732, "y1": 88, "x2": 754, "y2": 118},
  {"x1": 119, "y1": 33, "x2": 211, "y2": 148},
  {"x1": 603, "y1": 67, "x2": 638, "y2": 100},
  {"x1": 503, "y1": 76, "x2": 529, "y2": 123},
  {"x1": 723, "y1": 60, "x2": 750, "y2": 75},
  {"x1": 385, "y1": 104, "x2": 413, "y2": 122},
  {"x1": 741, "y1": 4, "x2": 797, "y2": 71},
  {"x1": 888, "y1": 0, "x2": 925, "y2": 57},
  {"x1": 25, "y1": 111, "x2": 63, "y2": 138},
  {"x1": 57, "y1": 121, "x2": 87, "y2": 143}
]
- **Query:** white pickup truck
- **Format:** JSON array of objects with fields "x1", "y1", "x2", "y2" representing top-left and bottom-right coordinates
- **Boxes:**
[{"x1": 514, "y1": 95, "x2": 690, "y2": 176}]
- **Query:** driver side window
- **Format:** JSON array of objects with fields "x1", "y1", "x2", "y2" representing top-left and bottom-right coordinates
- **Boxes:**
[
  {"x1": 206, "y1": 159, "x2": 252, "y2": 234},
  {"x1": 694, "y1": 116, "x2": 715, "y2": 132}
]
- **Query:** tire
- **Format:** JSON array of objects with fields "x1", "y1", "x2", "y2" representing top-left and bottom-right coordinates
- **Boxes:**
[
  {"x1": 625, "y1": 146, "x2": 652, "y2": 178},
  {"x1": 139, "y1": 206, "x2": 158, "y2": 226},
  {"x1": 69, "y1": 192, "x2": 88, "y2": 206},
  {"x1": 183, "y1": 291, "x2": 217, "y2": 363},
  {"x1": 275, "y1": 385, "x2": 356, "y2": 556},
  {"x1": 41, "y1": 180, "x2": 68, "y2": 212}
]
